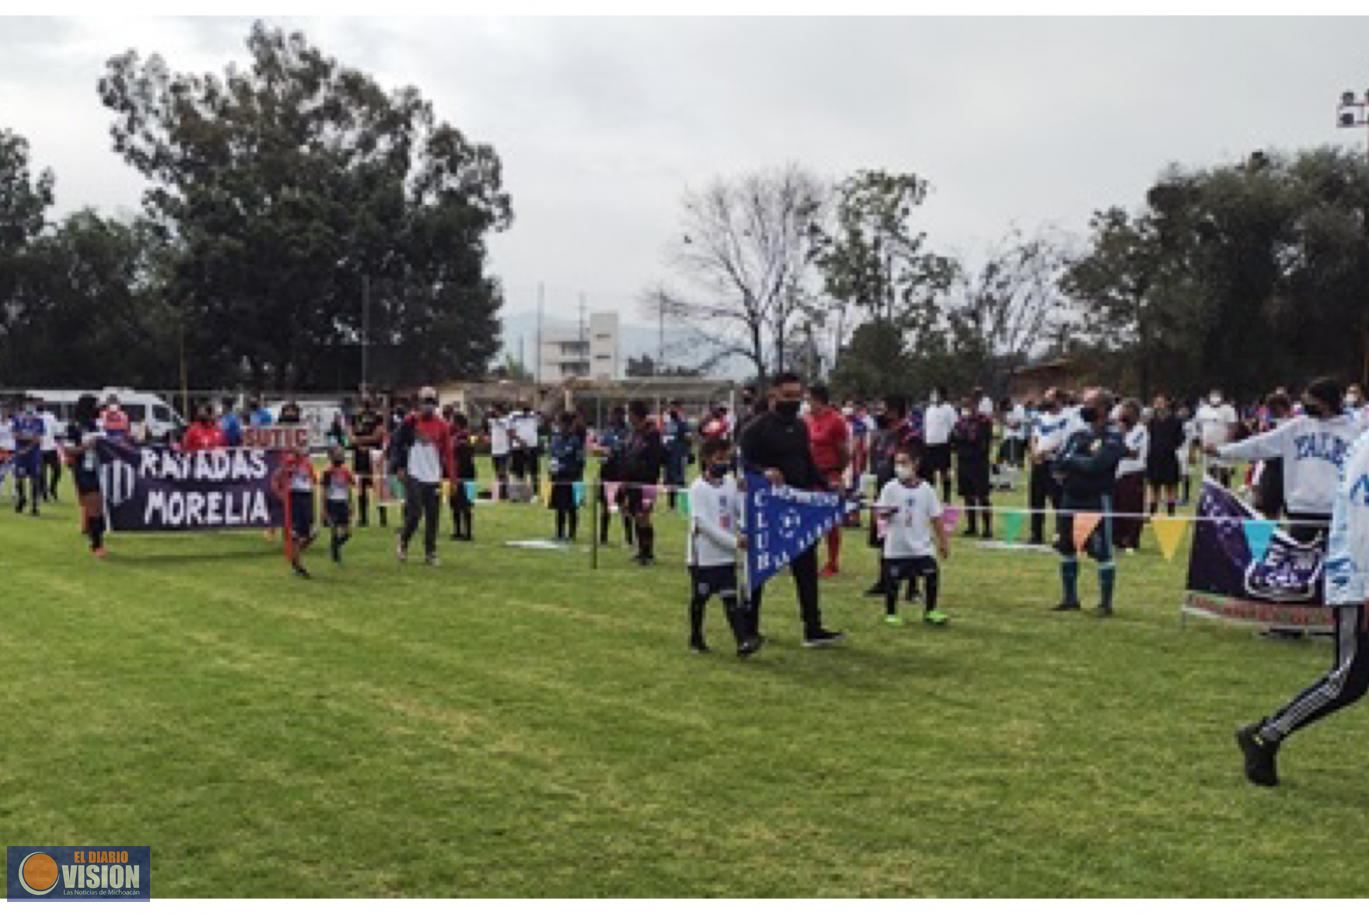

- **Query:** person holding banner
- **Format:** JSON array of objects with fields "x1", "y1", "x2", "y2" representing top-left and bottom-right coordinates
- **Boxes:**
[
  {"x1": 1052, "y1": 390, "x2": 1127, "y2": 615},
  {"x1": 100, "y1": 394, "x2": 131, "y2": 442},
  {"x1": 686, "y1": 438, "x2": 762, "y2": 657},
  {"x1": 548, "y1": 411, "x2": 587, "y2": 542},
  {"x1": 740, "y1": 371, "x2": 845, "y2": 648},
  {"x1": 1235, "y1": 424, "x2": 1369, "y2": 786},
  {"x1": 390, "y1": 387, "x2": 454, "y2": 567},
  {"x1": 181, "y1": 402, "x2": 226, "y2": 452},
  {"x1": 65, "y1": 394, "x2": 108, "y2": 557}
]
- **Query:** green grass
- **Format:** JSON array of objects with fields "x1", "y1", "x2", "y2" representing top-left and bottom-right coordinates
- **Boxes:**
[{"x1": 2, "y1": 464, "x2": 1367, "y2": 897}]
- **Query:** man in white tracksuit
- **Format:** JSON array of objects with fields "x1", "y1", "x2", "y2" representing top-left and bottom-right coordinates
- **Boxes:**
[
  {"x1": 1208, "y1": 377, "x2": 1365, "y2": 545},
  {"x1": 1235, "y1": 422, "x2": 1369, "y2": 786}
]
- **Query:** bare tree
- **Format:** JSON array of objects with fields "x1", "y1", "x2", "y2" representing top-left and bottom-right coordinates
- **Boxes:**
[{"x1": 646, "y1": 164, "x2": 828, "y2": 384}]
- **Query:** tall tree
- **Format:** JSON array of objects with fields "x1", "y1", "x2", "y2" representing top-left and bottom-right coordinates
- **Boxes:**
[
  {"x1": 0, "y1": 127, "x2": 55, "y2": 383},
  {"x1": 650, "y1": 163, "x2": 827, "y2": 385},
  {"x1": 98, "y1": 21, "x2": 512, "y2": 391}
]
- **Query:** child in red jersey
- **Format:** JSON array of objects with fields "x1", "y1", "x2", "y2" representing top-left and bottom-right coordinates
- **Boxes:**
[{"x1": 273, "y1": 444, "x2": 318, "y2": 578}]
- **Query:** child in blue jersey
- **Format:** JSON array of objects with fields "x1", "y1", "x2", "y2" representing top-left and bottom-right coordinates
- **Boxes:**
[
  {"x1": 875, "y1": 447, "x2": 951, "y2": 626},
  {"x1": 548, "y1": 412, "x2": 587, "y2": 541},
  {"x1": 11, "y1": 398, "x2": 44, "y2": 516},
  {"x1": 320, "y1": 446, "x2": 354, "y2": 564}
]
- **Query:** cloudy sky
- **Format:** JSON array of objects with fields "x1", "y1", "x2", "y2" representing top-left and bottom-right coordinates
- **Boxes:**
[{"x1": 2, "y1": 16, "x2": 1367, "y2": 334}]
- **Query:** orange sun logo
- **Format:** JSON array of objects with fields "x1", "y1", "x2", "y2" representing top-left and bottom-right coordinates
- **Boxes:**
[{"x1": 18, "y1": 852, "x2": 59, "y2": 895}]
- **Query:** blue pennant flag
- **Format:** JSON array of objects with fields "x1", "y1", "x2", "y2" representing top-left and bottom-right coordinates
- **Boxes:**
[
  {"x1": 572, "y1": 481, "x2": 585, "y2": 506},
  {"x1": 1243, "y1": 518, "x2": 1277, "y2": 562},
  {"x1": 464, "y1": 480, "x2": 478, "y2": 501},
  {"x1": 744, "y1": 472, "x2": 850, "y2": 595}
]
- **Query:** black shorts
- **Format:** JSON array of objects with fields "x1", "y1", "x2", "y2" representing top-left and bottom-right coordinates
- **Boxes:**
[
  {"x1": 625, "y1": 484, "x2": 656, "y2": 516},
  {"x1": 690, "y1": 564, "x2": 738, "y2": 599},
  {"x1": 922, "y1": 444, "x2": 952, "y2": 475},
  {"x1": 1145, "y1": 452, "x2": 1181, "y2": 486},
  {"x1": 325, "y1": 499, "x2": 351, "y2": 527},
  {"x1": 290, "y1": 491, "x2": 315, "y2": 539},
  {"x1": 493, "y1": 453, "x2": 510, "y2": 477},
  {"x1": 73, "y1": 468, "x2": 101, "y2": 496},
  {"x1": 957, "y1": 460, "x2": 991, "y2": 497},
  {"x1": 883, "y1": 555, "x2": 939, "y2": 581}
]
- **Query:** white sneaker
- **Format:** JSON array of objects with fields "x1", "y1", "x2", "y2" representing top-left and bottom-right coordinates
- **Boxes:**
[{"x1": 425, "y1": 553, "x2": 440, "y2": 567}]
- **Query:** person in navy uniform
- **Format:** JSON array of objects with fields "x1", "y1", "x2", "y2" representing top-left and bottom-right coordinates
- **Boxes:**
[{"x1": 1052, "y1": 389, "x2": 1128, "y2": 615}]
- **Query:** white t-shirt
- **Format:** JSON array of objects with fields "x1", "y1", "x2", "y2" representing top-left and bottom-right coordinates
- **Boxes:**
[
  {"x1": 1031, "y1": 410, "x2": 1071, "y2": 456},
  {"x1": 1117, "y1": 424, "x2": 1149, "y2": 477},
  {"x1": 1196, "y1": 402, "x2": 1238, "y2": 449},
  {"x1": 489, "y1": 417, "x2": 510, "y2": 457},
  {"x1": 923, "y1": 403, "x2": 959, "y2": 446},
  {"x1": 687, "y1": 476, "x2": 742, "y2": 568},
  {"x1": 40, "y1": 411, "x2": 60, "y2": 451},
  {"x1": 1006, "y1": 403, "x2": 1028, "y2": 440},
  {"x1": 0, "y1": 419, "x2": 14, "y2": 451},
  {"x1": 407, "y1": 437, "x2": 444, "y2": 484},
  {"x1": 510, "y1": 412, "x2": 540, "y2": 451},
  {"x1": 877, "y1": 478, "x2": 942, "y2": 559}
]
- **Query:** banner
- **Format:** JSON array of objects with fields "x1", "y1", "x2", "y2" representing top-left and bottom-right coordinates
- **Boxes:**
[
  {"x1": 96, "y1": 440, "x2": 285, "y2": 533},
  {"x1": 744, "y1": 472, "x2": 849, "y2": 594},
  {"x1": 1183, "y1": 479, "x2": 1332, "y2": 631}
]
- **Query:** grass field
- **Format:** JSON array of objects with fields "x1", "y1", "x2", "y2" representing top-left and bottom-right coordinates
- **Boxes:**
[{"x1": 2, "y1": 462, "x2": 1367, "y2": 898}]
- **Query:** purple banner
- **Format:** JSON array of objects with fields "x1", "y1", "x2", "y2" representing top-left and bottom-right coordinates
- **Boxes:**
[
  {"x1": 1183, "y1": 478, "x2": 1332, "y2": 630},
  {"x1": 96, "y1": 440, "x2": 286, "y2": 532}
]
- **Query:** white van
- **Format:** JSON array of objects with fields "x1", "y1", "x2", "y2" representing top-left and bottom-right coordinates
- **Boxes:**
[{"x1": 25, "y1": 388, "x2": 185, "y2": 443}]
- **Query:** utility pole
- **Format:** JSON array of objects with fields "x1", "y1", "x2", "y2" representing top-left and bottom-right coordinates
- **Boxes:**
[
  {"x1": 535, "y1": 282, "x2": 544, "y2": 385},
  {"x1": 578, "y1": 292, "x2": 587, "y2": 377},
  {"x1": 1336, "y1": 87, "x2": 1369, "y2": 385},
  {"x1": 657, "y1": 289, "x2": 665, "y2": 377},
  {"x1": 361, "y1": 274, "x2": 371, "y2": 395}
]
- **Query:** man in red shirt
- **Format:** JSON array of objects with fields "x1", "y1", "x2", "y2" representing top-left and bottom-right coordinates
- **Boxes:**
[
  {"x1": 181, "y1": 402, "x2": 227, "y2": 452},
  {"x1": 388, "y1": 385, "x2": 454, "y2": 566},
  {"x1": 805, "y1": 383, "x2": 851, "y2": 577}
]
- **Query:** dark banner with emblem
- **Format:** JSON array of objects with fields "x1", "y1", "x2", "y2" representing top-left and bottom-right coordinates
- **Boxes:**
[
  {"x1": 95, "y1": 439, "x2": 286, "y2": 532},
  {"x1": 1183, "y1": 479, "x2": 1332, "y2": 631}
]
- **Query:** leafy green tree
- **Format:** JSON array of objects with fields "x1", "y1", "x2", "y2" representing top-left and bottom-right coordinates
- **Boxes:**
[
  {"x1": 98, "y1": 21, "x2": 512, "y2": 391},
  {"x1": 0, "y1": 127, "x2": 55, "y2": 384}
]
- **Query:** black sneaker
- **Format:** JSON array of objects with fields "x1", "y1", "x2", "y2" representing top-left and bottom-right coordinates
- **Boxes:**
[
  {"x1": 802, "y1": 628, "x2": 846, "y2": 648},
  {"x1": 1235, "y1": 724, "x2": 1279, "y2": 787},
  {"x1": 1052, "y1": 601, "x2": 1082, "y2": 612},
  {"x1": 1094, "y1": 605, "x2": 1113, "y2": 617},
  {"x1": 292, "y1": 561, "x2": 312, "y2": 579},
  {"x1": 737, "y1": 637, "x2": 763, "y2": 658},
  {"x1": 689, "y1": 639, "x2": 711, "y2": 654}
]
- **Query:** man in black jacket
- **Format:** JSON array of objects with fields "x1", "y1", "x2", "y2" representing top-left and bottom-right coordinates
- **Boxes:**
[
  {"x1": 623, "y1": 400, "x2": 666, "y2": 566},
  {"x1": 740, "y1": 372, "x2": 845, "y2": 648},
  {"x1": 1053, "y1": 389, "x2": 1127, "y2": 615}
]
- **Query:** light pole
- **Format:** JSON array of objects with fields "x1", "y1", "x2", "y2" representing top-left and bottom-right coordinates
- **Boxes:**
[{"x1": 1336, "y1": 87, "x2": 1369, "y2": 385}]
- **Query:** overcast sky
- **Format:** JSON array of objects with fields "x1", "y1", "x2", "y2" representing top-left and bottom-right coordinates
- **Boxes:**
[{"x1": 2, "y1": 16, "x2": 1367, "y2": 329}]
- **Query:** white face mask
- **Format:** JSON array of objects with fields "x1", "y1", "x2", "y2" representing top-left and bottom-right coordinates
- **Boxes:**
[
  {"x1": 895, "y1": 464, "x2": 915, "y2": 481},
  {"x1": 1209, "y1": 395, "x2": 1221, "y2": 406},
  {"x1": 929, "y1": 392, "x2": 940, "y2": 405},
  {"x1": 1347, "y1": 394, "x2": 1362, "y2": 408}
]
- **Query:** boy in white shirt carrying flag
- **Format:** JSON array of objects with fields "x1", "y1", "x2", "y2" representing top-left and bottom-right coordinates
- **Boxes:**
[
  {"x1": 875, "y1": 446, "x2": 951, "y2": 627},
  {"x1": 686, "y1": 438, "x2": 763, "y2": 658}
]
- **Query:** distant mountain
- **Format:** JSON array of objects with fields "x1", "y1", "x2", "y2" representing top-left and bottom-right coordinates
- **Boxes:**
[{"x1": 496, "y1": 310, "x2": 747, "y2": 378}]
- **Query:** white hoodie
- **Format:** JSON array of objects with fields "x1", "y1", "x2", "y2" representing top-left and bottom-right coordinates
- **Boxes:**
[
  {"x1": 1325, "y1": 428, "x2": 1369, "y2": 607},
  {"x1": 1217, "y1": 413, "x2": 1366, "y2": 516},
  {"x1": 687, "y1": 475, "x2": 743, "y2": 568}
]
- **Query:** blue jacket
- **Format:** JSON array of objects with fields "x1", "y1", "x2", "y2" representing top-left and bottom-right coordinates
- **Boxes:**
[{"x1": 1057, "y1": 424, "x2": 1127, "y2": 501}]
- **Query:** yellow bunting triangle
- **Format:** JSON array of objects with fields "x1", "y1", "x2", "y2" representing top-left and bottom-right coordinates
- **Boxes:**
[
  {"x1": 1072, "y1": 512, "x2": 1102, "y2": 554},
  {"x1": 540, "y1": 480, "x2": 552, "y2": 504},
  {"x1": 1151, "y1": 515, "x2": 1189, "y2": 562}
]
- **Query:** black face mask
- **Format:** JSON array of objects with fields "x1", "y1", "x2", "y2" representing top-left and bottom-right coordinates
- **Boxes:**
[
  {"x1": 1079, "y1": 407, "x2": 1099, "y2": 425},
  {"x1": 1304, "y1": 401, "x2": 1325, "y2": 418},
  {"x1": 706, "y1": 462, "x2": 729, "y2": 480},
  {"x1": 775, "y1": 400, "x2": 801, "y2": 420}
]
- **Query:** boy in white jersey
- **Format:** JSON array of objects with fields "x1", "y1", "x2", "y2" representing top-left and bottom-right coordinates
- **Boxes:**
[
  {"x1": 875, "y1": 446, "x2": 951, "y2": 626},
  {"x1": 272, "y1": 443, "x2": 319, "y2": 578},
  {"x1": 320, "y1": 446, "x2": 355, "y2": 564},
  {"x1": 686, "y1": 438, "x2": 762, "y2": 658}
]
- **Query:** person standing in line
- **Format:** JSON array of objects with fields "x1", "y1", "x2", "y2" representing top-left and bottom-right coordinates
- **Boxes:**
[
  {"x1": 508, "y1": 400, "x2": 542, "y2": 501},
  {"x1": 220, "y1": 397, "x2": 244, "y2": 447},
  {"x1": 875, "y1": 446, "x2": 951, "y2": 627},
  {"x1": 592, "y1": 405, "x2": 635, "y2": 547},
  {"x1": 1195, "y1": 388, "x2": 1240, "y2": 488},
  {"x1": 181, "y1": 401, "x2": 226, "y2": 452},
  {"x1": 740, "y1": 371, "x2": 845, "y2": 648},
  {"x1": 38, "y1": 400, "x2": 62, "y2": 501},
  {"x1": 1234, "y1": 422, "x2": 1369, "y2": 787},
  {"x1": 319, "y1": 446, "x2": 355, "y2": 564},
  {"x1": 548, "y1": 411, "x2": 587, "y2": 542},
  {"x1": 100, "y1": 394, "x2": 132, "y2": 442},
  {"x1": 622, "y1": 400, "x2": 667, "y2": 566},
  {"x1": 921, "y1": 386, "x2": 958, "y2": 505},
  {"x1": 486, "y1": 403, "x2": 512, "y2": 502},
  {"x1": 1144, "y1": 394, "x2": 1185, "y2": 517},
  {"x1": 350, "y1": 396, "x2": 387, "y2": 528},
  {"x1": 1112, "y1": 398, "x2": 1148, "y2": 553},
  {"x1": 1052, "y1": 390, "x2": 1127, "y2": 615},
  {"x1": 448, "y1": 412, "x2": 477, "y2": 541},
  {"x1": 0, "y1": 400, "x2": 15, "y2": 502},
  {"x1": 1252, "y1": 391, "x2": 1293, "y2": 519},
  {"x1": 951, "y1": 395, "x2": 994, "y2": 539},
  {"x1": 805, "y1": 383, "x2": 850, "y2": 578},
  {"x1": 273, "y1": 441, "x2": 319, "y2": 578},
  {"x1": 65, "y1": 394, "x2": 108, "y2": 557},
  {"x1": 1028, "y1": 390, "x2": 1070, "y2": 546},
  {"x1": 11, "y1": 397, "x2": 43, "y2": 516},
  {"x1": 685, "y1": 437, "x2": 763, "y2": 657},
  {"x1": 662, "y1": 400, "x2": 693, "y2": 510},
  {"x1": 390, "y1": 386, "x2": 454, "y2": 567}
]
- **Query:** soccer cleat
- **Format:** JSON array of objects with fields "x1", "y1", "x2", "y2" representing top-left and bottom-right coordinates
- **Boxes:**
[
  {"x1": 923, "y1": 609, "x2": 949, "y2": 626},
  {"x1": 690, "y1": 639, "x2": 711, "y2": 654},
  {"x1": 1094, "y1": 605, "x2": 1113, "y2": 617},
  {"x1": 1051, "y1": 601, "x2": 1082, "y2": 612},
  {"x1": 425, "y1": 553, "x2": 440, "y2": 567},
  {"x1": 396, "y1": 542, "x2": 408, "y2": 563},
  {"x1": 736, "y1": 637, "x2": 763, "y2": 658},
  {"x1": 802, "y1": 628, "x2": 846, "y2": 648},
  {"x1": 884, "y1": 614, "x2": 906, "y2": 627},
  {"x1": 1235, "y1": 724, "x2": 1279, "y2": 787},
  {"x1": 292, "y1": 561, "x2": 311, "y2": 579},
  {"x1": 819, "y1": 565, "x2": 839, "y2": 578}
]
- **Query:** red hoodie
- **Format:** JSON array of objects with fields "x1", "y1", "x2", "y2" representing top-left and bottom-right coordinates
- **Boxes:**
[{"x1": 182, "y1": 421, "x2": 226, "y2": 452}]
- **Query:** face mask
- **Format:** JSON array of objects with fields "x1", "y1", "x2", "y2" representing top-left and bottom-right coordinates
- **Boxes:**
[
  {"x1": 1347, "y1": 395, "x2": 1362, "y2": 408},
  {"x1": 421, "y1": 401, "x2": 437, "y2": 415},
  {"x1": 1304, "y1": 401, "x2": 1325, "y2": 418},
  {"x1": 895, "y1": 464, "x2": 915, "y2": 481},
  {"x1": 707, "y1": 462, "x2": 729, "y2": 480},
  {"x1": 1079, "y1": 407, "x2": 1099, "y2": 424},
  {"x1": 1209, "y1": 395, "x2": 1221, "y2": 406},
  {"x1": 775, "y1": 400, "x2": 801, "y2": 420},
  {"x1": 331, "y1": 458, "x2": 344, "y2": 467}
]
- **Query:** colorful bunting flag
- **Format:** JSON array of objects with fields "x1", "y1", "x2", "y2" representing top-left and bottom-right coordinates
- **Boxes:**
[
  {"x1": 642, "y1": 485, "x2": 658, "y2": 510},
  {"x1": 1072, "y1": 512, "x2": 1102, "y2": 554},
  {"x1": 539, "y1": 480, "x2": 552, "y2": 504},
  {"x1": 1151, "y1": 514, "x2": 1188, "y2": 562},
  {"x1": 677, "y1": 490, "x2": 690, "y2": 517},
  {"x1": 940, "y1": 504, "x2": 961, "y2": 534},
  {"x1": 604, "y1": 481, "x2": 620, "y2": 513},
  {"x1": 572, "y1": 481, "x2": 585, "y2": 507},
  {"x1": 1243, "y1": 518, "x2": 1277, "y2": 561},
  {"x1": 1000, "y1": 510, "x2": 1024, "y2": 543}
]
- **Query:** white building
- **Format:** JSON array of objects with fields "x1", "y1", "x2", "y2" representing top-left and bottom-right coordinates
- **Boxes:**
[{"x1": 539, "y1": 311, "x2": 620, "y2": 382}]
